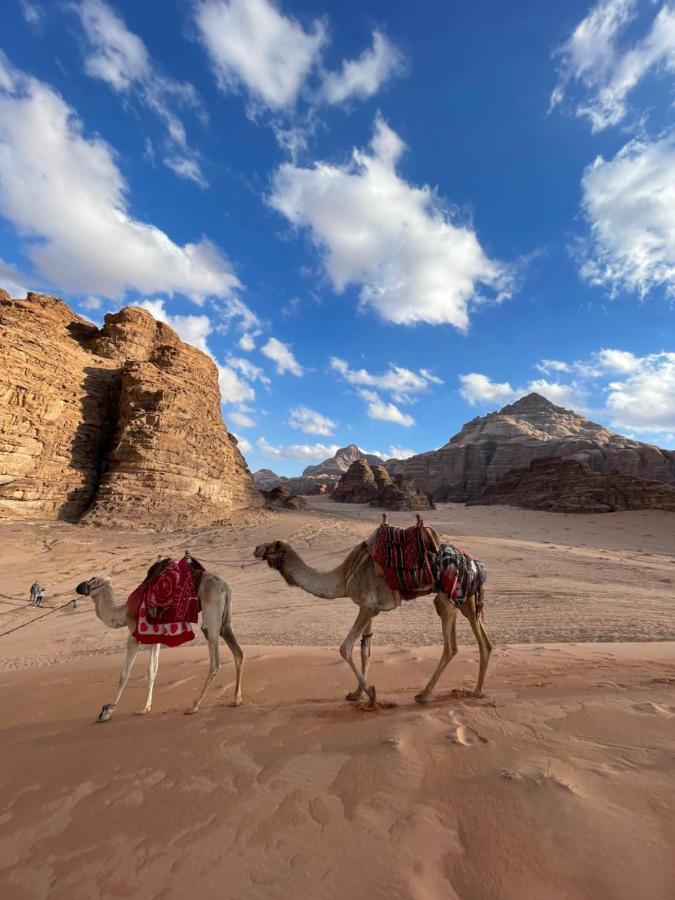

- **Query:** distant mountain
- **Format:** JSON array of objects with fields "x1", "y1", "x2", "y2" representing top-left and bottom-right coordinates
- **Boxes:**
[
  {"x1": 253, "y1": 469, "x2": 288, "y2": 490},
  {"x1": 303, "y1": 444, "x2": 383, "y2": 478},
  {"x1": 388, "y1": 393, "x2": 675, "y2": 502}
]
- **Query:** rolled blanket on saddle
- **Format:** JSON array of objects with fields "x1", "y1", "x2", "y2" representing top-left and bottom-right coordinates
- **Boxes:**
[
  {"x1": 128, "y1": 555, "x2": 204, "y2": 647},
  {"x1": 371, "y1": 523, "x2": 486, "y2": 605}
]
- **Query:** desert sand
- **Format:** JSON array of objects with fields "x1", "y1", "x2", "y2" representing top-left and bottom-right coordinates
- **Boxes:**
[{"x1": 1, "y1": 498, "x2": 674, "y2": 898}]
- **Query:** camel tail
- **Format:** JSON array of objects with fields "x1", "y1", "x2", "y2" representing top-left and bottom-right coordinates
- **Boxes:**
[
  {"x1": 219, "y1": 582, "x2": 233, "y2": 633},
  {"x1": 476, "y1": 585, "x2": 485, "y2": 620}
]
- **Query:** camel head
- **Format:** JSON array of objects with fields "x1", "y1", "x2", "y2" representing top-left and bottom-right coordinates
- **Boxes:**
[
  {"x1": 75, "y1": 576, "x2": 110, "y2": 598},
  {"x1": 254, "y1": 540, "x2": 289, "y2": 571}
]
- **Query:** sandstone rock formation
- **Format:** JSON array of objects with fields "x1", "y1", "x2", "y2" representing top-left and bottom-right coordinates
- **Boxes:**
[
  {"x1": 334, "y1": 460, "x2": 432, "y2": 510},
  {"x1": 289, "y1": 444, "x2": 383, "y2": 494},
  {"x1": 389, "y1": 393, "x2": 675, "y2": 502},
  {"x1": 0, "y1": 292, "x2": 261, "y2": 528},
  {"x1": 253, "y1": 468, "x2": 288, "y2": 491},
  {"x1": 262, "y1": 485, "x2": 306, "y2": 510},
  {"x1": 471, "y1": 457, "x2": 675, "y2": 513}
]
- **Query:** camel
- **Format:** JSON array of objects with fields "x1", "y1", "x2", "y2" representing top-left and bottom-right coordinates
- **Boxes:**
[
  {"x1": 74, "y1": 562, "x2": 244, "y2": 722},
  {"x1": 254, "y1": 525, "x2": 492, "y2": 708}
]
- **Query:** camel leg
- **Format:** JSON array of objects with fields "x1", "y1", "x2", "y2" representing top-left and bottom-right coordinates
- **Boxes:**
[
  {"x1": 415, "y1": 595, "x2": 458, "y2": 703},
  {"x1": 186, "y1": 630, "x2": 221, "y2": 715},
  {"x1": 138, "y1": 644, "x2": 160, "y2": 715},
  {"x1": 461, "y1": 594, "x2": 492, "y2": 697},
  {"x1": 98, "y1": 633, "x2": 140, "y2": 723},
  {"x1": 340, "y1": 607, "x2": 377, "y2": 707},
  {"x1": 221, "y1": 624, "x2": 244, "y2": 707},
  {"x1": 346, "y1": 618, "x2": 375, "y2": 701}
]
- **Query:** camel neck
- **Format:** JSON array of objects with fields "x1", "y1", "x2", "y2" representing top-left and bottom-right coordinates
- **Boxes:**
[
  {"x1": 281, "y1": 548, "x2": 346, "y2": 599},
  {"x1": 93, "y1": 585, "x2": 128, "y2": 629}
]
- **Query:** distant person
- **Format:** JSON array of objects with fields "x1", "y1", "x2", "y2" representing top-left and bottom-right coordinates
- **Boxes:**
[
  {"x1": 35, "y1": 586, "x2": 46, "y2": 608},
  {"x1": 29, "y1": 582, "x2": 40, "y2": 605}
]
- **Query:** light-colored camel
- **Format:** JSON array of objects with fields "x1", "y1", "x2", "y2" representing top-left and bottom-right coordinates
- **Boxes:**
[
  {"x1": 254, "y1": 526, "x2": 492, "y2": 708},
  {"x1": 75, "y1": 565, "x2": 244, "y2": 722}
]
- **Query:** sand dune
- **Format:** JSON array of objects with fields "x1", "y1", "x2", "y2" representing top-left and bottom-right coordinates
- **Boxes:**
[{"x1": 1, "y1": 499, "x2": 674, "y2": 898}]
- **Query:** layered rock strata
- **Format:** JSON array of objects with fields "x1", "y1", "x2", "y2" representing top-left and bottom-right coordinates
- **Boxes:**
[
  {"x1": 334, "y1": 460, "x2": 432, "y2": 510},
  {"x1": 0, "y1": 292, "x2": 260, "y2": 527},
  {"x1": 471, "y1": 457, "x2": 675, "y2": 513},
  {"x1": 389, "y1": 393, "x2": 675, "y2": 502}
]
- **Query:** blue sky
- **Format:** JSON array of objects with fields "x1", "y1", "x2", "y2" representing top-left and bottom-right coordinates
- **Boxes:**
[{"x1": 1, "y1": 0, "x2": 674, "y2": 475}]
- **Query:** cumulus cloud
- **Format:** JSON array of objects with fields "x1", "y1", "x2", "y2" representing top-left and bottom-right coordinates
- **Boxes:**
[
  {"x1": 330, "y1": 356, "x2": 442, "y2": 402},
  {"x1": 256, "y1": 437, "x2": 340, "y2": 460},
  {"x1": 238, "y1": 332, "x2": 256, "y2": 351},
  {"x1": 580, "y1": 132, "x2": 675, "y2": 297},
  {"x1": 0, "y1": 55, "x2": 244, "y2": 308},
  {"x1": 551, "y1": 0, "x2": 675, "y2": 131},
  {"x1": 288, "y1": 406, "x2": 336, "y2": 436},
  {"x1": 321, "y1": 30, "x2": 404, "y2": 104},
  {"x1": 461, "y1": 349, "x2": 675, "y2": 436},
  {"x1": 0, "y1": 257, "x2": 29, "y2": 299},
  {"x1": 74, "y1": 0, "x2": 207, "y2": 184},
  {"x1": 387, "y1": 445, "x2": 416, "y2": 460},
  {"x1": 225, "y1": 355, "x2": 271, "y2": 385},
  {"x1": 260, "y1": 337, "x2": 303, "y2": 375},
  {"x1": 218, "y1": 364, "x2": 256, "y2": 406},
  {"x1": 229, "y1": 410, "x2": 255, "y2": 429},
  {"x1": 232, "y1": 434, "x2": 252, "y2": 453},
  {"x1": 138, "y1": 298, "x2": 213, "y2": 355},
  {"x1": 269, "y1": 115, "x2": 509, "y2": 330},
  {"x1": 194, "y1": 0, "x2": 325, "y2": 110},
  {"x1": 358, "y1": 390, "x2": 415, "y2": 427}
]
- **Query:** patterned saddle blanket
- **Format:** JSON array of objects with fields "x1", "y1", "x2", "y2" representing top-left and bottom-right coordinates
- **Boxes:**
[
  {"x1": 370, "y1": 523, "x2": 486, "y2": 605},
  {"x1": 128, "y1": 556, "x2": 204, "y2": 647}
]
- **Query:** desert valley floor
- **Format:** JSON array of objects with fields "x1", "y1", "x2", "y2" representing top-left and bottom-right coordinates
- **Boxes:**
[{"x1": 1, "y1": 498, "x2": 674, "y2": 898}]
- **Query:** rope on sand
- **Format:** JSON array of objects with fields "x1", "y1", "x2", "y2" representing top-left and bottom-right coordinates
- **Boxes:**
[{"x1": 0, "y1": 599, "x2": 76, "y2": 638}]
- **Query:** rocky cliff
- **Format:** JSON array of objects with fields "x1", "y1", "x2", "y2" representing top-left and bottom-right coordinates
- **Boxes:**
[
  {"x1": 334, "y1": 459, "x2": 432, "y2": 511},
  {"x1": 253, "y1": 468, "x2": 288, "y2": 491},
  {"x1": 286, "y1": 444, "x2": 384, "y2": 495},
  {"x1": 471, "y1": 457, "x2": 675, "y2": 513},
  {"x1": 0, "y1": 292, "x2": 261, "y2": 528},
  {"x1": 389, "y1": 393, "x2": 675, "y2": 502}
]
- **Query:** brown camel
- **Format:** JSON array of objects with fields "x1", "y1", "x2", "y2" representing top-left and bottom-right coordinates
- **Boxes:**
[
  {"x1": 75, "y1": 563, "x2": 244, "y2": 722},
  {"x1": 254, "y1": 525, "x2": 492, "y2": 708}
]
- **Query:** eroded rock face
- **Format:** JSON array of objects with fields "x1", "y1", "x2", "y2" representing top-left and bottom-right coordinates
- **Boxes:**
[
  {"x1": 471, "y1": 457, "x2": 675, "y2": 513},
  {"x1": 389, "y1": 393, "x2": 675, "y2": 501},
  {"x1": 289, "y1": 444, "x2": 384, "y2": 494},
  {"x1": 0, "y1": 292, "x2": 260, "y2": 527},
  {"x1": 253, "y1": 468, "x2": 288, "y2": 491},
  {"x1": 261, "y1": 486, "x2": 306, "y2": 510},
  {"x1": 334, "y1": 460, "x2": 432, "y2": 510}
]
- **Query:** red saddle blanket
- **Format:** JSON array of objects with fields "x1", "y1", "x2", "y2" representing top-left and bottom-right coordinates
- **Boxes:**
[
  {"x1": 128, "y1": 557, "x2": 201, "y2": 647},
  {"x1": 372, "y1": 523, "x2": 435, "y2": 600}
]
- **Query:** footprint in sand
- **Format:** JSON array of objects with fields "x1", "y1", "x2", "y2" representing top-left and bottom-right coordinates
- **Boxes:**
[
  {"x1": 633, "y1": 701, "x2": 673, "y2": 717},
  {"x1": 447, "y1": 712, "x2": 487, "y2": 746}
]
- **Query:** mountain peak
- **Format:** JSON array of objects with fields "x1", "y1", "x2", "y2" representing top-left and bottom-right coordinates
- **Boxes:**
[{"x1": 499, "y1": 393, "x2": 564, "y2": 415}]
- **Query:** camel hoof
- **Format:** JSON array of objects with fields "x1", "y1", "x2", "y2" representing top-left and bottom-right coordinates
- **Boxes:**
[
  {"x1": 472, "y1": 691, "x2": 485, "y2": 699},
  {"x1": 414, "y1": 693, "x2": 431, "y2": 704},
  {"x1": 184, "y1": 706, "x2": 199, "y2": 716},
  {"x1": 136, "y1": 708, "x2": 150, "y2": 716},
  {"x1": 346, "y1": 690, "x2": 363, "y2": 701},
  {"x1": 97, "y1": 705, "x2": 114, "y2": 723},
  {"x1": 231, "y1": 697, "x2": 242, "y2": 708}
]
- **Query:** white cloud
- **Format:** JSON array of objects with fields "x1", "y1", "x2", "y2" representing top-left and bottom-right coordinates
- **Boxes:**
[
  {"x1": 604, "y1": 352, "x2": 675, "y2": 431},
  {"x1": 459, "y1": 373, "x2": 518, "y2": 406},
  {"x1": 80, "y1": 295, "x2": 102, "y2": 311},
  {"x1": 194, "y1": 0, "x2": 326, "y2": 110},
  {"x1": 260, "y1": 337, "x2": 303, "y2": 375},
  {"x1": 239, "y1": 332, "x2": 256, "y2": 351},
  {"x1": 330, "y1": 356, "x2": 442, "y2": 401},
  {"x1": 321, "y1": 30, "x2": 403, "y2": 104},
  {"x1": 269, "y1": 115, "x2": 509, "y2": 330},
  {"x1": 0, "y1": 257, "x2": 29, "y2": 298},
  {"x1": 551, "y1": 1, "x2": 675, "y2": 131},
  {"x1": 256, "y1": 437, "x2": 340, "y2": 460},
  {"x1": 387, "y1": 445, "x2": 415, "y2": 460},
  {"x1": 137, "y1": 298, "x2": 213, "y2": 355},
  {"x1": 461, "y1": 349, "x2": 675, "y2": 436},
  {"x1": 459, "y1": 373, "x2": 587, "y2": 411},
  {"x1": 232, "y1": 434, "x2": 252, "y2": 453},
  {"x1": 218, "y1": 364, "x2": 256, "y2": 406},
  {"x1": 229, "y1": 411, "x2": 255, "y2": 429},
  {"x1": 358, "y1": 389, "x2": 415, "y2": 427},
  {"x1": 226, "y1": 355, "x2": 271, "y2": 385},
  {"x1": 536, "y1": 359, "x2": 572, "y2": 375},
  {"x1": 288, "y1": 406, "x2": 336, "y2": 436},
  {"x1": 580, "y1": 132, "x2": 675, "y2": 297},
  {"x1": 74, "y1": 0, "x2": 206, "y2": 181},
  {"x1": 20, "y1": 1, "x2": 43, "y2": 27},
  {"x1": 0, "y1": 56, "x2": 243, "y2": 307},
  {"x1": 163, "y1": 155, "x2": 208, "y2": 189}
]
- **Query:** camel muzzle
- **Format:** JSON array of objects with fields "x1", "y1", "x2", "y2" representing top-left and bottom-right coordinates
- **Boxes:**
[{"x1": 75, "y1": 580, "x2": 91, "y2": 596}]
